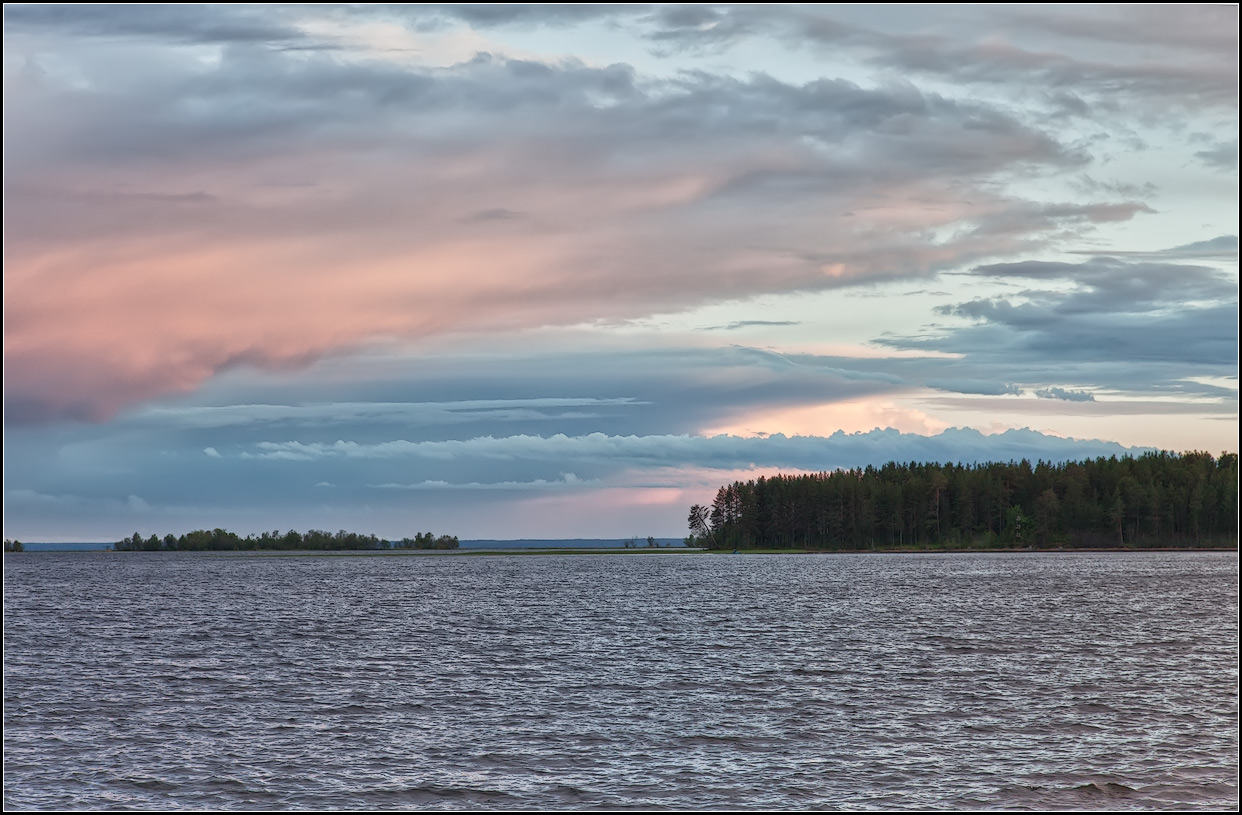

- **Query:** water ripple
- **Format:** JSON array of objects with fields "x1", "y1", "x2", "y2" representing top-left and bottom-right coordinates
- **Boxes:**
[{"x1": 4, "y1": 551, "x2": 1238, "y2": 810}]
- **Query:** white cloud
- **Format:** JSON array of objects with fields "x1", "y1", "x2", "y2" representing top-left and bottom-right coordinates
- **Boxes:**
[
  {"x1": 248, "y1": 427, "x2": 1149, "y2": 471},
  {"x1": 369, "y1": 472, "x2": 596, "y2": 490}
]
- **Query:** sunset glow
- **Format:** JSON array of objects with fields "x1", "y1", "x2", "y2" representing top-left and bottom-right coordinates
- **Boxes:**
[{"x1": 4, "y1": 4, "x2": 1237, "y2": 542}]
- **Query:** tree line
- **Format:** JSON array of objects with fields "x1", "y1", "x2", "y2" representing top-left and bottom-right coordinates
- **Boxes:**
[
  {"x1": 113, "y1": 528, "x2": 459, "y2": 551},
  {"x1": 687, "y1": 451, "x2": 1238, "y2": 551}
]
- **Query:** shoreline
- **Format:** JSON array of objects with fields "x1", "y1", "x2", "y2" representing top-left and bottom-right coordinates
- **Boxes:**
[{"x1": 7, "y1": 545, "x2": 1236, "y2": 557}]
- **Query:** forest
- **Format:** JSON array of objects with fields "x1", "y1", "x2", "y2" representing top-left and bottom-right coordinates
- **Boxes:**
[
  {"x1": 687, "y1": 451, "x2": 1238, "y2": 551},
  {"x1": 112, "y1": 529, "x2": 459, "y2": 551}
]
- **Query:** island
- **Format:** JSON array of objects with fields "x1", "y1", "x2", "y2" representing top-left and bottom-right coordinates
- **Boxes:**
[{"x1": 112, "y1": 529, "x2": 459, "y2": 552}]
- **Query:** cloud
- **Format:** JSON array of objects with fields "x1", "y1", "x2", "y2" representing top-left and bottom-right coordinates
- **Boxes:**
[
  {"x1": 3, "y1": 4, "x2": 308, "y2": 45},
  {"x1": 965, "y1": 256, "x2": 1233, "y2": 297},
  {"x1": 243, "y1": 427, "x2": 1149, "y2": 472},
  {"x1": 136, "y1": 398, "x2": 650, "y2": 430},
  {"x1": 2, "y1": 335, "x2": 1221, "y2": 540},
  {"x1": 927, "y1": 379, "x2": 1023, "y2": 397},
  {"x1": 1068, "y1": 235, "x2": 1238, "y2": 261},
  {"x1": 397, "y1": 5, "x2": 642, "y2": 31},
  {"x1": 370, "y1": 472, "x2": 595, "y2": 490},
  {"x1": 929, "y1": 300, "x2": 1234, "y2": 368},
  {"x1": 1195, "y1": 140, "x2": 1238, "y2": 170},
  {"x1": 867, "y1": 253, "x2": 1237, "y2": 407},
  {"x1": 635, "y1": 5, "x2": 1238, "y2": 111},
  {"x1": 1001, "y1": 4, "x2": 1237, "y2": 51},
  {"x1": 1034, "y1": 387, "x2": 1095, "y2": 402},
  {"x1": 704, "y1": 320, "x2": 801, "y2": 331},
  {"x1": 104, "y1": 334, "x2": 1234, "y2": 460},
  {"x1": 1164, "y1": 235, "x2": 1238, "y2": 258},
  {"x1": 7, "y1": 11, "x2": 1159, "y2": 424},
  {"x1": 460, "y1": 207, "x2": 525, "y2": 222},
  {"x1": 3, "y1": 5, "x2": 1235, "y2": 545}
]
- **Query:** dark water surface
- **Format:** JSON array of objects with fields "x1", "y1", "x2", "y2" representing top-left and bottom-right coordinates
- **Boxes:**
[{"x1": 4, "y1": 551, "x2": 1238, "y2": 810}]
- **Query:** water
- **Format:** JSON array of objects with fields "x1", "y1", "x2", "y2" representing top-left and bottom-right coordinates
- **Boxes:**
[
  {"x1": 4, "y1": 551, "x2": 1237, "y2": 810},
  {"x1": 16, "y1": 539, "x2": 690, "y2": 551}
]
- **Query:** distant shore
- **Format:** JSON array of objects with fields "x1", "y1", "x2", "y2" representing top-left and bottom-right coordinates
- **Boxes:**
[{"x1": 9, "y1": 544, "x2": 1235, "y2": 557}]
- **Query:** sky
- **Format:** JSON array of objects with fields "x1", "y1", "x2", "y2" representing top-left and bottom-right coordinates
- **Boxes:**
[{"x1": 3, "y1": 3, "x2": 1238, "y2": 542}]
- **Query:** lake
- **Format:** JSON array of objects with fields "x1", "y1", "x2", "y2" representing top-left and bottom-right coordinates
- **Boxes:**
[{"x1": 3, "y1": 550, "x2": 1237, "y2": 810}]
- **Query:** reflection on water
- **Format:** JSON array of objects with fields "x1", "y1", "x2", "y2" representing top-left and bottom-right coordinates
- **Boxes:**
[{"x1": 4, "y1": 551, "x2": 1238, "y2": 810}]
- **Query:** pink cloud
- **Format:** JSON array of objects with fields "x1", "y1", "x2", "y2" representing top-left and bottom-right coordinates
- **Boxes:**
[{"x1": 3, "y1": 52, "x2": 1152, "y2": 423}]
